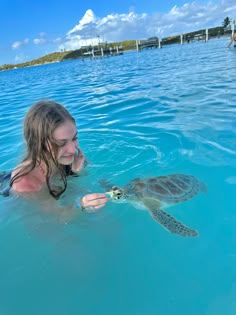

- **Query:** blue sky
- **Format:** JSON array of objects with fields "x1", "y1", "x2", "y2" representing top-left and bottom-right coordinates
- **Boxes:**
[{"x1": 0, "y1": 0, "x2": 235, "y2": 65}]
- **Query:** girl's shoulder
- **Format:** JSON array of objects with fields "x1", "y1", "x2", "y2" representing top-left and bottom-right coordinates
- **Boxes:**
[{"x1": 11, "y1": 163, "x2": 44, "y2": 193}]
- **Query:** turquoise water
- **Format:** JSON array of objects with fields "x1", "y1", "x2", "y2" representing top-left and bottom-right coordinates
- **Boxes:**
[{"x1": 0, "y1": 37, "x2": 236, "y2": 315}]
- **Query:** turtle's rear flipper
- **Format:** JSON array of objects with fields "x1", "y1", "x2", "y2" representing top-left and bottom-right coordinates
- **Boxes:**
[
  {"x1": 144, "y1": 199, "x2": 198, "y2": 237},
  {"x1": 150, "y1": 208, "x2": 198, "y2": 237}
]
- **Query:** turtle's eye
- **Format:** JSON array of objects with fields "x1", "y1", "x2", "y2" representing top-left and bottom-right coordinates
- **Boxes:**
[
  {"x1": 112, "y1": 188, "x2": 123, "y2": 199},
  {"x1": 115, "y1": 191, "x2": 122, "y2": 199}
]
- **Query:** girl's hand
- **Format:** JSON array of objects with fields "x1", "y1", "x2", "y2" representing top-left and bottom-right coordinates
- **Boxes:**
[
  {"x1": 72, "y1": 147, "x2": 85, "y2": 173},
  {"x1": 78, "y1": 193, "x2": 109, "y2": 212}
]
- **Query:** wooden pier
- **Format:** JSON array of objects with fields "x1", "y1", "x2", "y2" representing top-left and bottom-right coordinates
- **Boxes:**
[
  {"x1": 136, "y1": 37, "x2": 161, "y2": 51},
  {"x1": 81, "y1": 44, "x2": 123, "y2": 58},
  {"x1": 60, "y1": 44, "x2": 123, "y2": 61},
  {"x1": 136, "y1": 26, "x2": 227, "y2": 52}
]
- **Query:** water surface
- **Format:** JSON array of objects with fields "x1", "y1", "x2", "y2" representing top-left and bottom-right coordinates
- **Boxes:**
[{"x1": 0, "y1": 37, "x2": 236, "y2": 315}]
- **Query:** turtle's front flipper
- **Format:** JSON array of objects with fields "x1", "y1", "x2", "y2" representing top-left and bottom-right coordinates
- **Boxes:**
[
  {"x1": 99, "y1": 179, "x2": 113, "y2": 191},
  {"x1": 143, "y1": 199, "x2": 198, "y2": 237}
]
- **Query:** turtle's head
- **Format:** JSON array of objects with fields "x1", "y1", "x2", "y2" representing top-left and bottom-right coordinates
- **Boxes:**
[{"x1": 106, "y1": 186, "x2": 127, "y2": 202}]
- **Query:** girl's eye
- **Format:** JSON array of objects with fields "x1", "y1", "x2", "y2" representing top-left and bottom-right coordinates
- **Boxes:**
[
  {"x1": 53, "y1": 134, "x2": 78, "y2": 147},
  {"x1": 56, "y1": 141, "x2": 67, "y2": 147},
  {"x1": 55, "y1": 138, "x2": 77, "y2": 147}
]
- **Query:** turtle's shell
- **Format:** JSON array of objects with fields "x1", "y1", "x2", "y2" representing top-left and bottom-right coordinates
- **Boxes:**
[{"x1": 125, "y1": 174, "x2": 204, "y2": 204}]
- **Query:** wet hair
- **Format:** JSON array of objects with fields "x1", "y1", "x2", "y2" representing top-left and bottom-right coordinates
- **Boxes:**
[{"x1": 10, "y1": 100, "x2": 76, "y2": 198}]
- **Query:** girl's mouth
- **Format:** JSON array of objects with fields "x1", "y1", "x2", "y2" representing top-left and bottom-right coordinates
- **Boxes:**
[{"x1": 62, "y1": 154, "x2": 74, "y2": 159}]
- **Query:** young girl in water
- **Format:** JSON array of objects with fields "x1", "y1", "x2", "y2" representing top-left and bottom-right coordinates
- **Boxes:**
[{"x1": 10, "y1": 100, "x2": 108, "y2": 212}]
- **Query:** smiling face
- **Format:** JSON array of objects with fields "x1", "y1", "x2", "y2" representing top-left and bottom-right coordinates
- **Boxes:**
[{"x1": 52, "y1": 120, "x2": 78, "y2": 165}]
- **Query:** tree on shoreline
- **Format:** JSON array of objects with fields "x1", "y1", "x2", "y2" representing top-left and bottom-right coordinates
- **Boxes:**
[{"x1": 223, "y1": 17, "x2": 231, "y2": 28}]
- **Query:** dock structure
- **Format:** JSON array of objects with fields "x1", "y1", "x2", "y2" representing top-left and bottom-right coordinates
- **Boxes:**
[
  {"x1": 136, "y1": 26, "x2": 226, "y2": 52},
  {"x1": 167, "y1": 27, "x2": 222, "y2": 45},
  {"x1": 136, "y1": 37, "x2": 162, "y2": 51},
  {"x1": 164, "y1": 29, "x2": 211, "y2": 46},
  {"x1": 81, "y1": 44, "x2": 123, "y2": 58}
]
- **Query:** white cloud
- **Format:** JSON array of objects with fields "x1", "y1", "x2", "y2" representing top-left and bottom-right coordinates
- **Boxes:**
[
  {"x1": 33, "y1": 38, "x2": 47, "y2": 45},
  {"x1": 58, "y1": 1, "x2": 236, "y2": 51},
  {"x1": 52, "y1": 37, "x2": 63, "y2": 44},
  {"x1": 11, "y1": 38, "x2": 29, "y2": 50},
  {"x1": 68, "y1": 9, "x2": 97, "y2": 35},
  {"x1": 33, "y1": 32, "x2": 47, "y2": 45}
]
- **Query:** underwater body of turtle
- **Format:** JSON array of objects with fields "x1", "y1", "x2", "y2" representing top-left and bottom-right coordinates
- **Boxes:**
[{"x1": 101, "y1": 174, "x2": 207, "y2": 238}]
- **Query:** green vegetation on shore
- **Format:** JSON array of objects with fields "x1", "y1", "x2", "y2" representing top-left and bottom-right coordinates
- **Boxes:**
[
  {"x1": 0, "y1": 51, "x2": 72, "y2": 71},
  {"x1": 0, "y1": 24, "x2": 232, "y2": 72}
]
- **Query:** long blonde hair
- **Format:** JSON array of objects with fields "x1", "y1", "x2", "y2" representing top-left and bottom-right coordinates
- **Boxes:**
[{"x1": 10, "y1": 100, "x2": 76, "y2": 198}]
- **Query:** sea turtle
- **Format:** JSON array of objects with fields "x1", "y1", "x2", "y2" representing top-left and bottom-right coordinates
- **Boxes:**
[{"x1": 101, "y1": 174, "x2": 207, "y2": 238}]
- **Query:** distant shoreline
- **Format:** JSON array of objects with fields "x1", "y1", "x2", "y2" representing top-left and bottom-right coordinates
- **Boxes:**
[{"x1": 0, "y1": 25, "x2": 232, "y2": 72}]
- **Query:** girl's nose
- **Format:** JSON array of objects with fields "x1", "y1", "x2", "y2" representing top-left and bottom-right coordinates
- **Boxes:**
[{"x1": 65, "y1": 141, "x2": 76, "y2": 153}]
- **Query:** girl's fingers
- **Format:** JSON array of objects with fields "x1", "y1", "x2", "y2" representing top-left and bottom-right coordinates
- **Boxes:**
[
  {"x1": 85, "y1": 204, "x2": 104, "y2": 212},
  {"x1": 76, "y1": 147, "x2": 84, "y2": 157},
  {"x1": 81, "y1": 194, "x2": 109, "y2": 210},
  {"x1": 82, "y1": 193, "x2": 108, "y2": 203}
]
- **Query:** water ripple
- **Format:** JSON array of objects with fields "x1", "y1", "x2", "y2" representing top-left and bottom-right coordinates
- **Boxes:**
[{"x1": 0, "y1": 37, "x2": 235, "y2": 173}]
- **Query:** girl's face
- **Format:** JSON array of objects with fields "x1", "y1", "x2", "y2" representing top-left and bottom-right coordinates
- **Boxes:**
[{"x1": 52, "y1": 120, "x2": 78, "y2": 165}]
